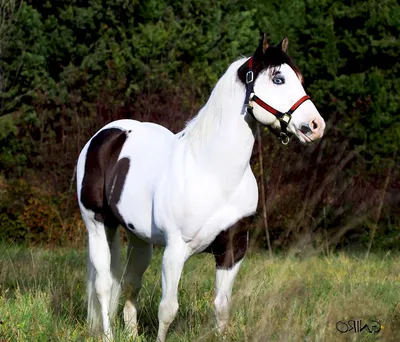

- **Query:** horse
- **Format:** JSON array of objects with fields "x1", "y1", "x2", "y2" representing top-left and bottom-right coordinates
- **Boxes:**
[{"x1": 76, "y1": 33, "x2": 325, "y2": 341}]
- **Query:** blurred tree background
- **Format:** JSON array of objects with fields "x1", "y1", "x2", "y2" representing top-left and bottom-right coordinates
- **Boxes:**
[{"x1": 0, "y1": 0, "x2": 398, "y2": 251}]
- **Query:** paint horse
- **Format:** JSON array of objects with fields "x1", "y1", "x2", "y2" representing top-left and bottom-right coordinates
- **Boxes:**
[{"x1": 76, "y1": 33, "x2": 325, "y2": 341}]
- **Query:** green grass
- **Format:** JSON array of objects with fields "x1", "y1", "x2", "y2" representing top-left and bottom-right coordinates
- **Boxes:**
[{"x1": 1, "y1": 243, "x2": 400, "y2": 341}]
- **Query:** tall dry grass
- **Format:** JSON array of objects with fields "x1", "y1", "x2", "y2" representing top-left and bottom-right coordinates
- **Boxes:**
[{"x1": 1, "y1": 242, "x2": 400, "y2": 341}]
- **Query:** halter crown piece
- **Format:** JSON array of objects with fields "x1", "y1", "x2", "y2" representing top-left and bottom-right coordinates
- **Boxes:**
[{"x1": 243, "y1": 57, "x2": 311, "y2": 145}]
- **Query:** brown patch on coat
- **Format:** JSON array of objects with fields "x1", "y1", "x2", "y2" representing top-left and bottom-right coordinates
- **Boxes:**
[
  {"x1": 80, "y1": 128, "x2": 130, "y2": 228},
  {"x1": 204, "y1": 220, "x2": 249, "y2": 269}
]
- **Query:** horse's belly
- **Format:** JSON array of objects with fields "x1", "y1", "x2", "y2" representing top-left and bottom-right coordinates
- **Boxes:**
[{"x1": 117, "y1": 189, "x2": 166, "y2": 245}]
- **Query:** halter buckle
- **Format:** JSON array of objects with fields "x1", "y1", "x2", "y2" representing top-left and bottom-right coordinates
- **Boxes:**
[
  {"x1": 280, "y1": 112, "x2": 291, "y2": 124},
  {"x1": 280, "y1": 132, "x2": 290, "y2": 145},
  {"x1": 246, "y1": 71, "x2": 254, "y2": 84}
]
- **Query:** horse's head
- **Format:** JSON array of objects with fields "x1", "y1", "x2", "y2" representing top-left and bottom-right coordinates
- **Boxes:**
[{"x1": 238, "y1": 33, "x2": 325, "y2": 144}]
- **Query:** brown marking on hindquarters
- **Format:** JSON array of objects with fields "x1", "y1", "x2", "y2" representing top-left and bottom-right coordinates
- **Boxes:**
[
  {"x1": 105, "y1": 157, "x2": 130, "y2": 227},
  {"x1": 80, "y1": 128, "x2": 130, "y2": 227},
  {"x1": 204, "y1": 220, "x2": 249, "y2": 269}
]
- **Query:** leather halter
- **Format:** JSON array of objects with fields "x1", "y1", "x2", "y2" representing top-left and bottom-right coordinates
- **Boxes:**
[{"x1": 243, "y1": 57, "x2": 311, "y2": 145}]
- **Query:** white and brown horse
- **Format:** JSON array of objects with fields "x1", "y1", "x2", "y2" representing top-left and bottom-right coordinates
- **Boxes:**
[{"x1": 76, "y1": 33, "x2": 325, "y2": 341}]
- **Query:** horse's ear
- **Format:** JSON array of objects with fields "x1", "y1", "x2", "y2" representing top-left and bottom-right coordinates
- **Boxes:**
[
  {"x1": 278, "y1": 36, "x2": 289, "y2": 53},
  {"x1": 254, "y1": 32, "x2": 269, "y2": 59},
  {"x1": 261, "y1": 32, "x2": 269, "y2": 53}
]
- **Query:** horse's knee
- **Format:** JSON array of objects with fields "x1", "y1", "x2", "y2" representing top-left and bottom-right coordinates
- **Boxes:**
[
  {"x1": 214, "y1": 295, "x2": 230, "y2": 332},
  {"x1": 214, "y1": 295, "x2": 229, "y2": 314}
]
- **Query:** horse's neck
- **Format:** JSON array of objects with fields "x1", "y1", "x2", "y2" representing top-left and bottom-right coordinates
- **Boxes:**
[{"x1": 183, "y1": 60, "x2": 256, "y2": 184}]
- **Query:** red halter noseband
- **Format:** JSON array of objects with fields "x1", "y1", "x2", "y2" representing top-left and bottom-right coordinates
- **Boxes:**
[{"x1": 243, "y1": 57, "x2": 310, "y2": 145}]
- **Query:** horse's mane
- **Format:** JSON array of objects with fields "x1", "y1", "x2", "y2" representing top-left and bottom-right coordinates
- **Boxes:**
[{"x1": 180, "y1": 57, "x2": 247, "y2": 146}]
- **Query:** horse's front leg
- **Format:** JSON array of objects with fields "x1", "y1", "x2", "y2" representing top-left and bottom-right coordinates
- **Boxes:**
[
  {"x1": 212, "y1": 225, "x2": 248, "y2": 333},
  {"x1": 157, "y1": 237, "x2": 189, "y2": 342},
  {"x1": 214, "y1": 260, "x2": 244, "y2": 332}
]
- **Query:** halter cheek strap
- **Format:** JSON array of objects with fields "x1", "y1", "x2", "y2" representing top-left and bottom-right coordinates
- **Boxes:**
[{"x1": 243, "y1": 57, "x2": 311, "y2": 145}]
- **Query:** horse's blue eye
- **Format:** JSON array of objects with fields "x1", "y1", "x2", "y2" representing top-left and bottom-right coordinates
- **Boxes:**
[{"x1": 273, "y1": 76, "x2": 285, "y2": 85}]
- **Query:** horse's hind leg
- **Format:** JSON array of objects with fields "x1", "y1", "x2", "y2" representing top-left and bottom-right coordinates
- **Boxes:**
[
  {"x1": 78, "y1": 127, "x2": 127, "y2": 339},
  {"x1": 85, "y1": 214, "x2": 119, "y2": 340},
  {"x1": 123, "y1": 231, "x2": 153, "y2": 338}
]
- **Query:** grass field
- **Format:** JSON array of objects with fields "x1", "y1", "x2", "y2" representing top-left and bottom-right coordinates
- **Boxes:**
[{"x1": 1, "y1": 242, "x2": 400, "y2": 341}]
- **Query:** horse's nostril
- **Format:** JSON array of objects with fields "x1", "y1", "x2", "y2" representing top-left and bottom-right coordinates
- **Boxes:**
[
  {"x1": 312, "y1": 120, "x2": 318, "y2": 130},
  {"x1": 300, "y1": 124, "x2": 312, "y2": 136}
]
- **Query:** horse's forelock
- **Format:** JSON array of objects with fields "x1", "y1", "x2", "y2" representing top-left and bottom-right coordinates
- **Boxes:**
[
  {"x1": 237, "y1": 46, "x2": 304, "y2": 84},
  {"x1": 262, "y1": 47, "x2": 304, "y2": 83}
]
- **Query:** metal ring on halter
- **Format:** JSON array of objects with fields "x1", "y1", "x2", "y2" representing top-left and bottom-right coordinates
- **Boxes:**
[{"x1": 280, "y1": 132, "x2": 290, "y2": 145}]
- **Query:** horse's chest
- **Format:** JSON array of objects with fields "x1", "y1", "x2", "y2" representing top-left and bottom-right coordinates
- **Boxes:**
[
  {"x1": 160, "y1": 169, "x2": 258, "y2": 252},
  {"x1": 185, "y1": 205, "x2": 244, "y2": 252}
]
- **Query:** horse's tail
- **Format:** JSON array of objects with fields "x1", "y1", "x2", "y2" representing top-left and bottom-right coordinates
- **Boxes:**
[{"x1": 87, "y1": 226, "x2": 122, "y2": 334}]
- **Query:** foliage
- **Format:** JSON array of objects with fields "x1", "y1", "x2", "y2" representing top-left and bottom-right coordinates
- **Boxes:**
[
  {"x1": 0, "y1": 0, "x2": 398, "y2": 248},
  {"x1": 0, "y1": 176, "x2": 84, "y2": 245}
]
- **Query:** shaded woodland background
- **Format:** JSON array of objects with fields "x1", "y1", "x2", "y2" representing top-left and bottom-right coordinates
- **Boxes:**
[{"x1": 0, "y1": 0, "x2": 398, "y2": 252}]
